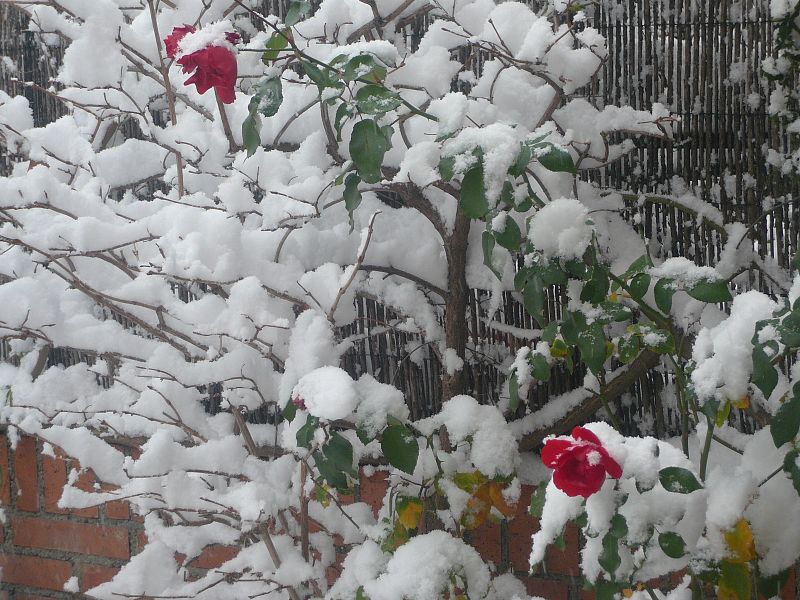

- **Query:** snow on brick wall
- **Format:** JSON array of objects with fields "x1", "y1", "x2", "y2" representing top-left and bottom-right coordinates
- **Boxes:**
[{"x1": 1, "y1": 433, "x2": 796, "y2": 599}]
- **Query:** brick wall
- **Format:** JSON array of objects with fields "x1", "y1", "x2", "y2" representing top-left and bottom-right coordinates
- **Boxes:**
[{"x1": 0, "y1": 434, "x2": 795, "y2": 599}]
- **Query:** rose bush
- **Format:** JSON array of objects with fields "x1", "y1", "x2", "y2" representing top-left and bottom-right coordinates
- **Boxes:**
[{"x1": 0, "y1": 1, "x2": 798, "y2": 599}]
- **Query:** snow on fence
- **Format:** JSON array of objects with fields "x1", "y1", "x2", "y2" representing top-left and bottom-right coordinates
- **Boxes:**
[{"x1": 0, "y1": 0, "x2": 795, "y2": 433}]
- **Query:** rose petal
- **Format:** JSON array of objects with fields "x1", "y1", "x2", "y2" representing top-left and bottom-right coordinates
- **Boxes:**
[
  {"x1": 571, "y1": 426, "x2": 601, "y2": 446},
  {"x1": 164, "y1": 24, "x2": 195, "y2": 59},
  {"x1": 541, "y1": 438, "x2": 574, "y2": 468}
]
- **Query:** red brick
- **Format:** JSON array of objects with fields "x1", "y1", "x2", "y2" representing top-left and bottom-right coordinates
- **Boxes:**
[
  {"x1": 81, "y1": 563, "x2": 120, "y2": 591},
  {"x1": 13, "y1": 436, "x2": 38, "y2": 511},
  {"x1": 545, "y1": 522, "x2": 580, "y2": 577},
  {"x1": 359, "y1": 470, "x2": 389, "y2": 517},
  {"x1": 522, "y1": 576, "x2": 570, "y2": 600},
  {"x1": 14, "y1": 595, "x2": 59, "y2": 600},
  {"x1": 42, "y1": 452, "x2": 98, "y2": 518},
  {"x1": 105, "y1": 499, "x2": 130, "y2": 520},
  {"x1": 508, "y1": 513, "x2": 538, "y2": 573},
  {"x1": 470, "y1": 520, "x2": 502, "y2": 567},
  {"x1": 12, "y1": 515, "x2": 130, "y2": 560},
  {"x1": 0, "y1": 435, "x2": 10, "y2": 506},
  {"x1": 188, "y1": 544, "x2": 239, "y2": 569},
  {"x1": 0, "y1": 554, "x2": 72, "y2": 590}
]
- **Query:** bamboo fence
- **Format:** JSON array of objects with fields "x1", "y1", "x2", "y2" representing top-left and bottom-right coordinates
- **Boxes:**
[{"x1": 0, "y1": 0, "x2": 797, "y2": 434}]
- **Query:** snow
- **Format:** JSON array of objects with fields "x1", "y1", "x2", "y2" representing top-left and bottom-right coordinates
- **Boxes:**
[
  {"x1": 362, "y1": 531, "x2": 490, "y2": 600},
  {"x1": 528, "y1": 198, "x2": 593, "y2": 261},
  {"x1": 293, "y1": 366, "x2": 359, "y2": 421},
  {"x1": 1, "y1": 0, "x2": 797, "y2": 598},
  {"x1": 691, "y1": 291, "x2": 778, "y2": 403}
]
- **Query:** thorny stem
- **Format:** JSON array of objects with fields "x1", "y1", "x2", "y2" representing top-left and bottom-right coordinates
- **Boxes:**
[{"x1": 146, "y1": 0, "x2": 185, "y2": 197}]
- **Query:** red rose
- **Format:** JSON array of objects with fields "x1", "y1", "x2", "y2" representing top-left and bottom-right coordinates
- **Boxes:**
[
  {"x1": 164, "y1": 24, "x2": 195, "y2": 59},
  {"x1": 541, "y1": 426, "x2": 622, "y2": 498},
  {"x1": 292, "y1": 395, "x2": 306, "y2": 410},
  {"x1": 178, "y1": 44, "x2": 238, "y2": 104}
]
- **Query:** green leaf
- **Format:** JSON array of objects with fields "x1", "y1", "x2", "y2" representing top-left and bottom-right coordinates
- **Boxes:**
[
  {"x1": 313, "y1": 450, "x2": 348, "y2": 490},
  {"x1": 355, "y1": 84, "x2": 403, "y2": 115},
  {"x1": 323, "y1": 432, "x2": 355, "y2": 474},
  {"x1": 356, "y1": 426, "x2": 372, "y2": 445},
  {"x1": 508, "y1": 372, "x2": 520, "y2": 412},
  {"x1": 654, "y1": 278, "x2": 675, "y2": 314},
  {"x1": 537, "y1": 145, "x2": 576, "y2": 174},
  {"x1": 528, "y1": 481, "x2": 547, "y2": 518},
  {"x1": 560, "y1": 311, "x2": 587, "y2": 346},
  {"x1": 508, "y1": 143, "x2": 531, "y2": 178},
  {"x1": 531, "y1": 353, "x2": 551, "y2": 381},
  {"x1": 658, "y1": 531, "x2": 686, "y2": 558},
  {"x1": 598, "y1": 531, "x2": 621, "y2": 576},
  {"x1": 381, "y1": 424, "x2": 419, "y2": 474},
  {"x1": 771, "y1": 393, "x2": 800, "y2": 447},
  {"x1": 628, "y1": 272, "x2": 651, "y2": 299},
  {"x1": 623, "y1": 254, "x2": 652, "y2": 278},
  {"x1": 482, "y1": 230, "x2": 502, "y2": 280},
  {"x1": 242, "y1": 113, "x2": 261, "y2": 157},
  {"x1": 659, "y1": 466, "x2": 703, "y2": 493},
  {"x1": 779, "y1": 311, "x2": 800, "y2": 347},
  {"x1": 344, "y1": 54, "x2": 387, "y2": 83},
  {"x1": 522, "y1": 275, "x2": 546, "y2": 326},
  {"x1": 609, "y1": 514, "x2": 628, "y2": 538},
  {"x1": 282, "y1": 399, "x2": 297, "y2": 422},
  {"x1": 350, "y1": 119, "x2": 391, "y2": 184},
  {"x1": 355, "y1": 585, "x2": 370, "y2": 600},
  {"x1": 460, "y1": 163, "x2": 489, "y2": 219},
  {"x1": 285, "y1": 0, "x2": 312, "y2": 26},
  {"x1": 595, "y1": 582, "x2": 621, "y2": 600},
  {"x1": 343, "y1": 173, "x2": 362, "y2": 230},
  {"x1": 494, "y1": 215, "x2": 522, "y2": 250},
  {"x1": 438, "y1": 156, "x2": 455, "y2": 181},
  {"x1": 719, "y1": 560, "x2": 751, "y2": 600},
  {"x1": 581, "y1": 268, "x2": 610, "y2": 304},
  {"x1": 617, "y1": 335, "x2": 640, "y2": 364},
  {"x1": 541, "y1": 321, "x2": 559, "y2": 343},
  {"x1": 334, "y1": 103, "x2": 352, "y2": 141},
  {"x1": 686, "y1": 278, "x2": 732, "y2": 303},
  {"x1": 752, "y1": 342, "x2": 778, "y2": 400},
  {"x1": 577, "y1": 321, "x2": 607, "y2": 375},
  {"x1": 253, "y1": 77, "x2": 283, "y2": 117},
  {"x1": 783, "y1": 448, "x2": 800, "y2": 496},
  {"x1": 701, "y1": 398, "x2": 720, "y2": 422},
  {"x1": 715, "y1": 400, "x2": 732, "y2": 428},
  {"x1": 296, "y1": 416, "x2": 320, "y2": 448},
  {"x1": 262, "y1": 31, "x2": 289, "y2": 63},
  {"x1": 302, "y1": 59, "x2": 338, "y2": 91},
  {"x1": 598, "y1": 301, "x2": 633, "y2": 324}
]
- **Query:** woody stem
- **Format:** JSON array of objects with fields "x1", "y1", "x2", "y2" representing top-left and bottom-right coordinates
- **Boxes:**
[{"x1": 216, "y1": 94, "x2": 237, "y2": 154}]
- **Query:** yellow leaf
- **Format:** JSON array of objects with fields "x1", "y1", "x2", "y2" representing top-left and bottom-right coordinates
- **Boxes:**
[
  {"x1": 487, "y1": 482, "x2": 516, "y2": 519},
  {"x1": 461, "y1": 485, "x2": 492, "y2": 530},
  {"x1": 724, "y1": 519, "x2": 756, "y2": 564},
  {"x1": 609, "y1": 292, "x2": 618, "y2": 303},
  {"x1": 397, "y1": 498, "x2": 423, "y2": 530},
  {"x1": 732, "y1": 395, "x2": 750, "y2": 410},
  {"x1": 717, "y1": 581, "x2": 739, "y2": 600}
]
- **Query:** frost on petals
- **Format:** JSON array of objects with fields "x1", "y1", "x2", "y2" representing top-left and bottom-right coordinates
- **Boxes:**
[
  {"x1": 541, "y1": 426, "x2": 622, "y2": 498},
  {"x1": 164, "y1": 24, "x2": 239, "y2": 104},
  {"x1": 164, "y1": 25, "x2": 195, "y2": 59}
]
